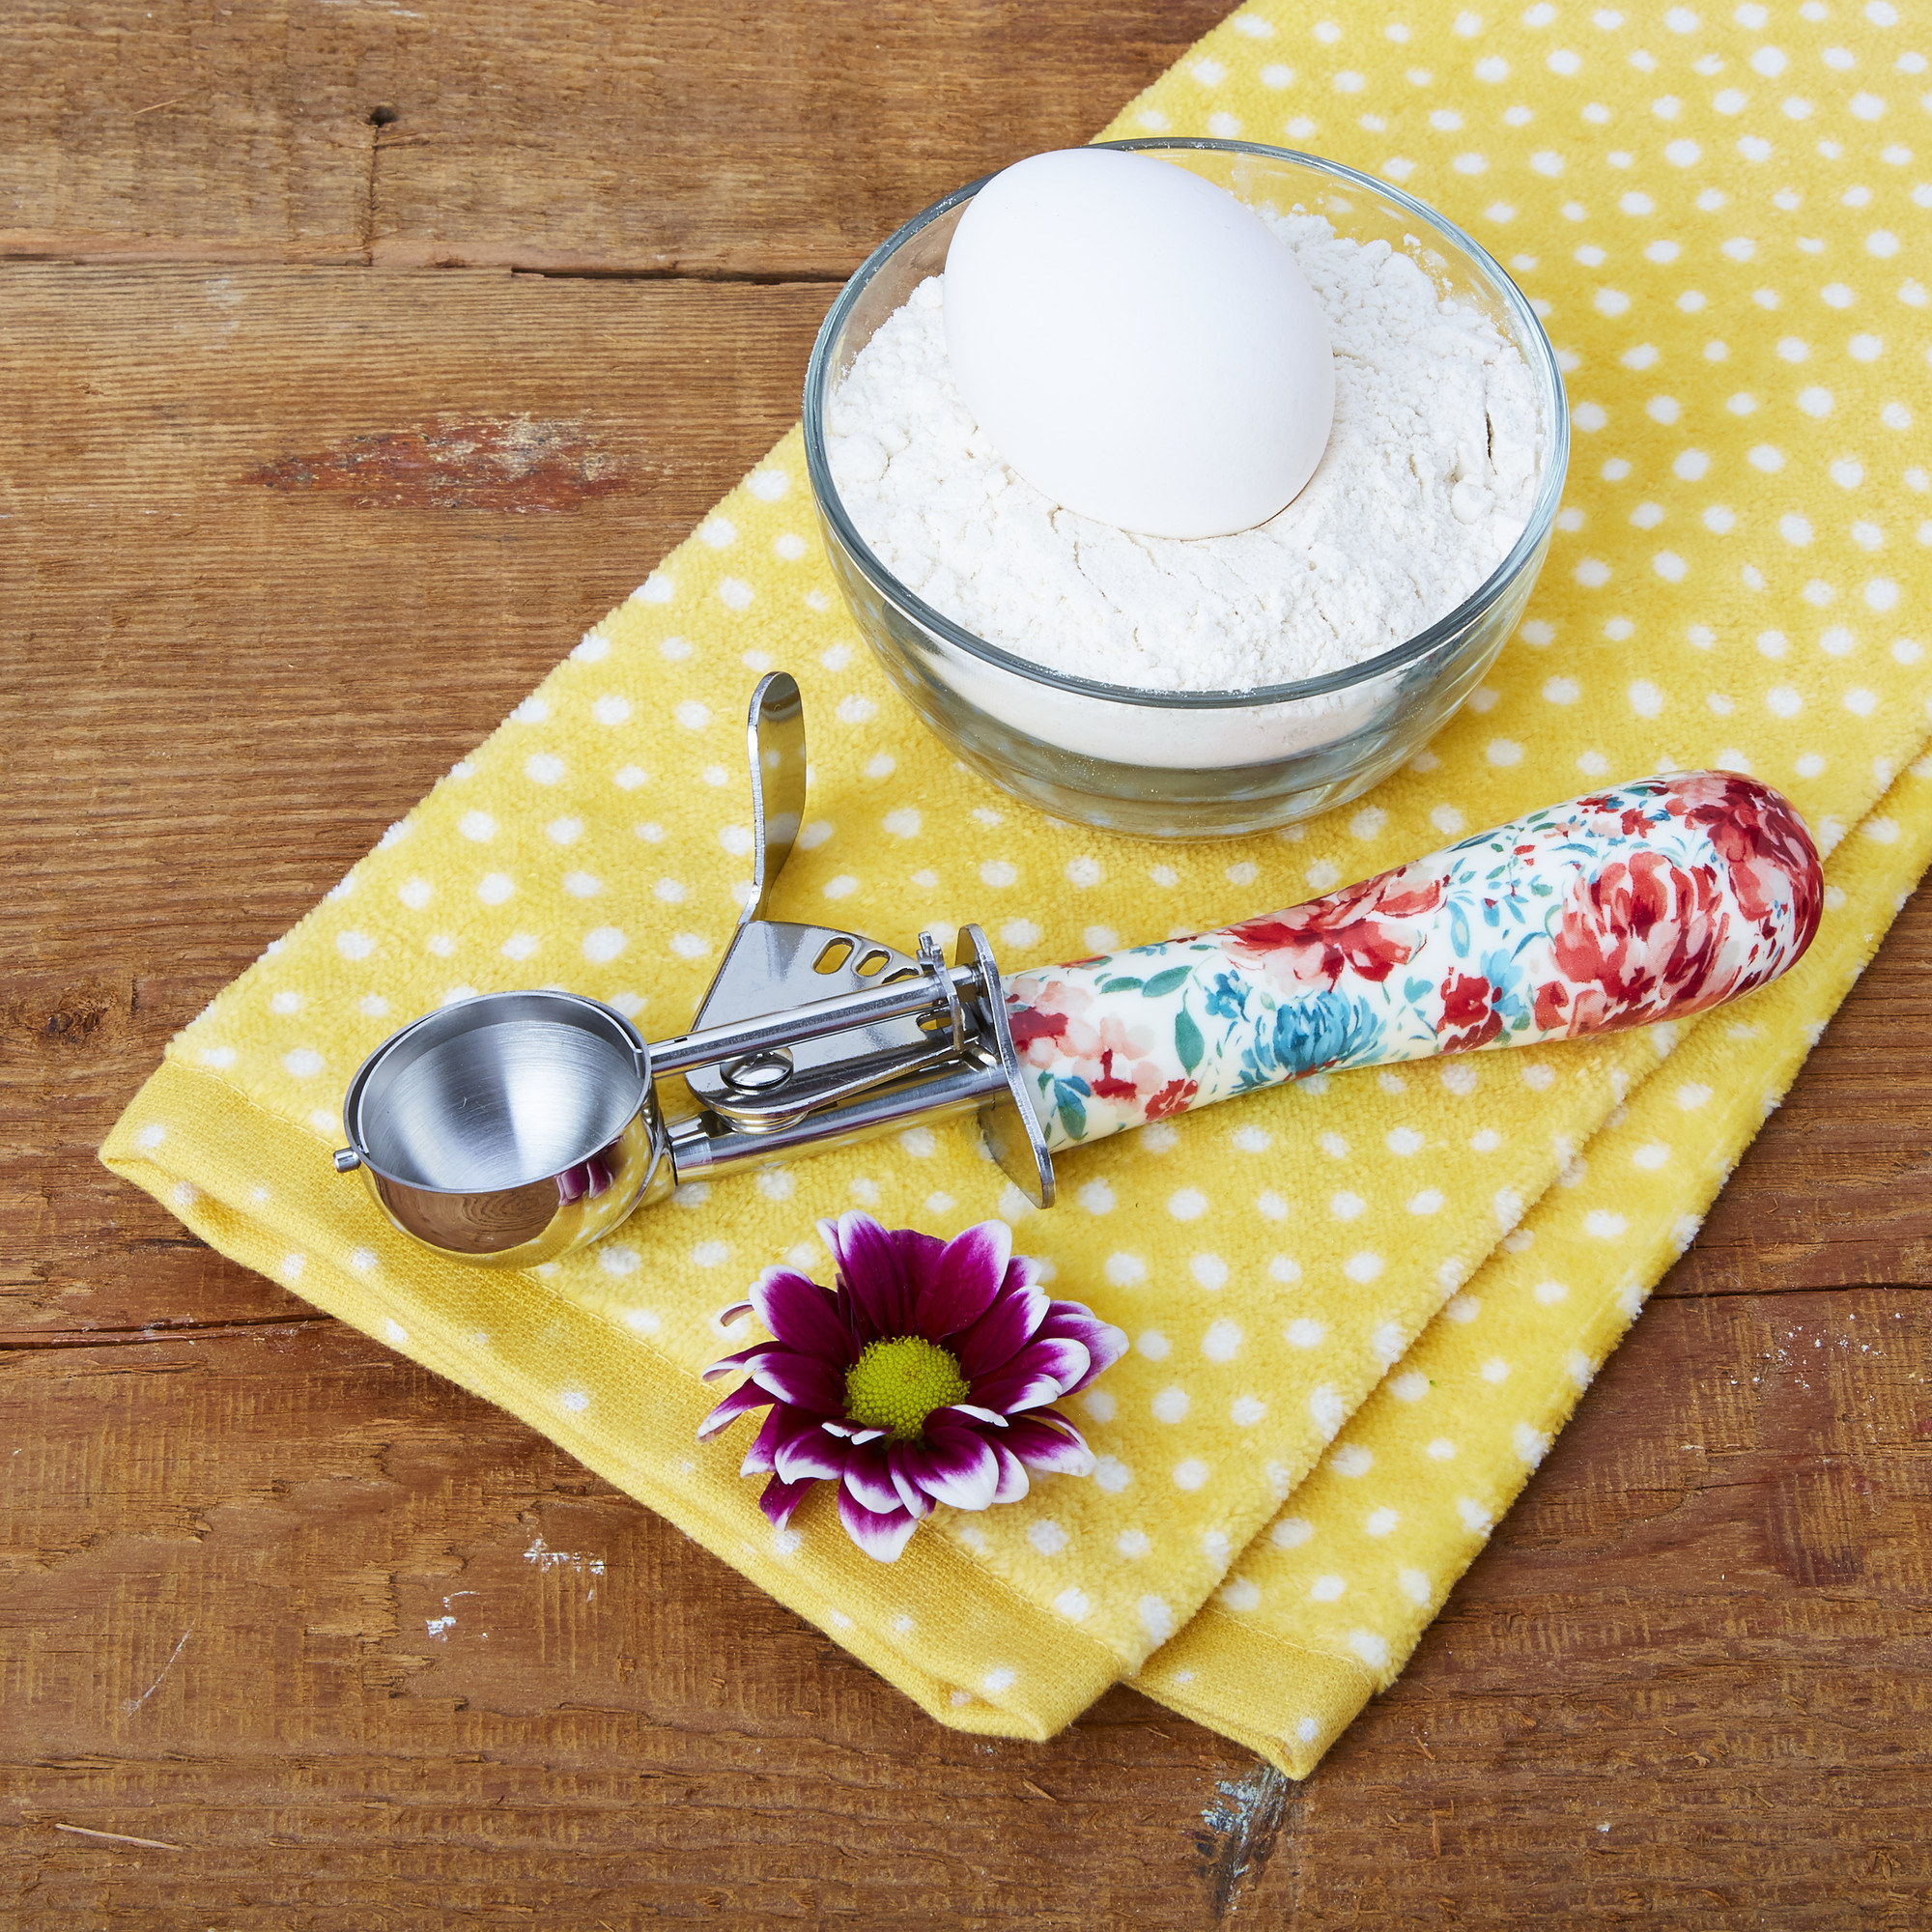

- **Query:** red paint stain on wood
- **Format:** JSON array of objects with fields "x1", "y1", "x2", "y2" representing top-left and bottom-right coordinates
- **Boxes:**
[{"x1": 245, "y1": 416, "x2": 638, "y2": 512}]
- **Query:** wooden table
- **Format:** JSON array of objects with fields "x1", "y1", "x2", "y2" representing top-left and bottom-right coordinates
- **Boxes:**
[{"x1": 5, "y1": 5, "x2": 1928, "y2": 1923}]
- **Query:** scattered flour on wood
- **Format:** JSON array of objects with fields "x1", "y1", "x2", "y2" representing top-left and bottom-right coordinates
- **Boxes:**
[{"x1": 827, "y1": 213, "x2": 1542, "y2": 696}]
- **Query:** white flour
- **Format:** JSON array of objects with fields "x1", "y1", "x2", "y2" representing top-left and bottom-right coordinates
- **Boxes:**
[{"x1": 827, "y1": 213, "x2": 1541, "y2": 698}]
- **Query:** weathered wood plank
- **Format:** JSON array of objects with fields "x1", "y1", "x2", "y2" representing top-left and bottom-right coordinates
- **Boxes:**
[
  {"x1": 0, "y1": 1, "x2": 1230, "y2": 276},
  {"x1": 5, "y1": 263, "x2": 828, "y2": 1342},
  {"x1": 1, "y1": 264, "x2": 827, "y2": 934},
  {"x1": 0, "y1": 1, "x2": 379, "y2": 265},
  {"x1": 1661, "y1": 891, "x2": 1932, "y2": 1298},
  {"x1": 3, "y1": 1290, "x2": 1924, "y2": 1925},
  {"x1": 1309, "y1": 1282, "x2": 1932, "y2": 1929}
]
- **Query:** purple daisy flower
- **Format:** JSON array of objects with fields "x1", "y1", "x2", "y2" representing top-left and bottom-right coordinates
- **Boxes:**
[{"x1": 697, "y1": 1211, "x2": 1128, "y2": 1562}]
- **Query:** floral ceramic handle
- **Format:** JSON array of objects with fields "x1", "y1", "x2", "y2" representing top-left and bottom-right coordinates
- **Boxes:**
[{"x1": 1006, "y1": 771, "x2": 1823, "y2": 1153}]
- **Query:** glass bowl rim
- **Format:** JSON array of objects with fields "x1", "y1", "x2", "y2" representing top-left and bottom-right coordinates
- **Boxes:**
[{"x1": 801, "y1": 136, "x2": 1569, "y2": 713}]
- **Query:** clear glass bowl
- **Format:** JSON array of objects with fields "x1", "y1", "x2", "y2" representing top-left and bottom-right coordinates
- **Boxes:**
[{"x1": 802, "y1": 139, "x2": 1568, "y2": 840}]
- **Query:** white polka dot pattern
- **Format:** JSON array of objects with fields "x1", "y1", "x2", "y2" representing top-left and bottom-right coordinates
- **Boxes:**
[{"x1": 100, "y1": 0, "x2": 1930, "y2": 1779}]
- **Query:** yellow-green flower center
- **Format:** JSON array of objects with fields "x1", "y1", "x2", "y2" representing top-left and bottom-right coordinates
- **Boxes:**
[{"x1": 843, "y1": 1336, "x2": 970, "y2": 1442}]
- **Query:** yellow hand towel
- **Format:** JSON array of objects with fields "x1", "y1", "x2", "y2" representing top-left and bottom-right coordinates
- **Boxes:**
[
  {"x1": 102, "y1": 0, "x2": 1927, "y2": 1752},
  {"x1": 1101, "y1": 0, "x2": 1931, "y2": 1765}
]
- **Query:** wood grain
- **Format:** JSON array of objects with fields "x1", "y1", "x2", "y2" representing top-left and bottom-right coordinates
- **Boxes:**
[
  {"x1": 1, "y1": 0, "x2": 1231, "y2": 276},
  {"x1": 5, "y1": 3, "x2": 1930, "y2": 1923},
  {"x1": 6, "y1": 261, "x2": 825, "y2": 1353},
  {"x1": 1665, "y1": 898, "x2": 1932, "y2": 1297},
  {"x1": 4, "y1": 1294, "x2": 1924, "y2": 1925}
]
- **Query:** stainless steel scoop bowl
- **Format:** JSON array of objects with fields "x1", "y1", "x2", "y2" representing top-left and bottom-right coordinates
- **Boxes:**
[{"x1": 333, "y1": 990, "x2": 671, "y2": 1267}]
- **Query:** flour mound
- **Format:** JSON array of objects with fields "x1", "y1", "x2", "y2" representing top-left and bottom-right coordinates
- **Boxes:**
[{"x1": 826, "y1": 213, "x2": 1542, "y2": 696}]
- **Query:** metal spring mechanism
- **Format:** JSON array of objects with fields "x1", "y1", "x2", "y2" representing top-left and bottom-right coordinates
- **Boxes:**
[{"x1": 648, "y1": 671, "x2": 1055, "y2": 1207}]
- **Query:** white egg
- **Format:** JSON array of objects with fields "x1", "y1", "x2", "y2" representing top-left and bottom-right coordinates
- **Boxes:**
[{"x1": 942, "y1": 149, "x2": 1335, "y2": 541}]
